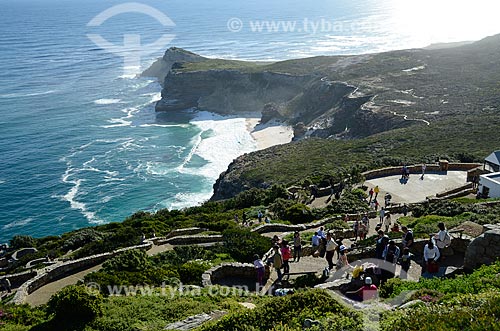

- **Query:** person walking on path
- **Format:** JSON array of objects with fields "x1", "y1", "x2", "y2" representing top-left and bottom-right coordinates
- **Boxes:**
[
  {"x1": 311, "y1": 232, "x2": 321, "y2": 251},
  {"x1": 280, "y1": 241, "x2": 291, "y2": 274},
  {"x1": 325, "y1": 232, "x2": 338, "y2": 270},
  {"x1": 368, "y1": 187, "x2": 374, "y2": 202},
  {"x1": 253, "y1": 254, "x2": 265, "y2": 286},
  {"x1": 375, "y1": 230, "x2": 389, "y2": 260},
  {"x1": 421, "y1": 164, "x2": 426, "y2": 180},
  {"x1": 292, "y1": 231, "x2": 302, "y2": 262},
  {"x1": 379, "y1": 207, "x2": 385, "y2": 223},
  {"x1": 272, "y1": 245, "x2": 283, "y2": 281},
  {"x1": 374, "y1": 185, "x2": 380, "y2": 200},
  {"x1": 400, "y1": 247, "x2": 413, "y2": 279},
  {"x1": 383, "y1": 213, "x2": 391, "y2": 232},
  {"x1": 337, "y1": 245, "x2": 350, "y2": 270}
]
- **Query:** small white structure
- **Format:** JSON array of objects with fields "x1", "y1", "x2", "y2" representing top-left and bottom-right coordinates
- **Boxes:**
[{"x1": 478, "y1": 172, "x2": 500, "y2": 198}]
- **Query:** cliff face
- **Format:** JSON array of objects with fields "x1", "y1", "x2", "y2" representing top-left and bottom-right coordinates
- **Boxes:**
[{"x1": 141, "y1": 47, "x2": 206, "y2": 85}]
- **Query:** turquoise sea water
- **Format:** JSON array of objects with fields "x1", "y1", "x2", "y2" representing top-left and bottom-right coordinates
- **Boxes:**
[{"x1": 1, "y1": 0, "x2": 499, "y2": 242}]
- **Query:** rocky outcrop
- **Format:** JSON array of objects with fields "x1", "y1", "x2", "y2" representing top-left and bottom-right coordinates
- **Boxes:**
[
  {"x1": 156, "y1": 70, "x2": 312, "y2": 115},
  {"x1": 141, "y1": 47, "x2": 206, "y2": 84},
  {"x1": 464, "y1": 224, "x2": 500, "y2": 270}
]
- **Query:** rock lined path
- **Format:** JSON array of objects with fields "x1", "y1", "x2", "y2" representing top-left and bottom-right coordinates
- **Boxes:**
[{"x1": 24, "y1": 242, "x2": 174, "y2": 306}]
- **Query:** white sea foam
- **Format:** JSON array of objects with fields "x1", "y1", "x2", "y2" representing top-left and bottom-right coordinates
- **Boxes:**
[
  {"x1": 3, "y1": 217, "x2": 34, "y2": 230},
  {"x1": 101, "y1": 107, "x2": 138, "y2": 128},
  {"x1": 94, "y1": 98, "x2": 122, "y2": 105},
  {"x1": 0, "y1": 90, "x2": 56, "y2": 98},
  {"x1": 0, "y1": 180, "x2": 5, "y2": 185},
  {"x1": 158, "y1": 192, "x2": 211, "y2": 211},
  {"x1": 138, "y1": 123, "x2": 189, "y2": 128},
  {"x1": 56, "y1": 164, "x2": 103, "y2": 224},
  {"x1": 184, "y1": 111, "x2": 256, "y2": 179}
]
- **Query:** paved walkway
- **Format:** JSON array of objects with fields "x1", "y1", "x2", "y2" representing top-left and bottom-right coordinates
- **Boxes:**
[{"x1": 365, "y1": 171, "x2": 468, "y2": 204}]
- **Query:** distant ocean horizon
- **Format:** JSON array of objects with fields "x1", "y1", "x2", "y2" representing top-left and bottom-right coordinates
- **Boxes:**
[{"x1": 1, "y1": 0, "x2": 500, "y2": 242}]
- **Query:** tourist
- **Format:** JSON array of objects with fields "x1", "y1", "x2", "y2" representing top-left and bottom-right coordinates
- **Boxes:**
[
  {"x1": 368, "y1": 187, "x2": 374, "y2": 202},
  {"x1": 421, "y1": 164, "x2": 426, "y2": 180},
  {"x1": 400, "y1": 247, "x2": 413, "y2": 279},
  {"x1": 242, "y1": 212, "x2": 247, "y2": 225},
  {"x1": 346, "y1": 276, "x2": 378, "y2": 302},
  {"x1": 384, "y1": 192, "x2": 392, "y2": 207},
  {"x1": 272, "y1": 245, "x2": 283, "y2": 281},
  {"x1": 434, "y1": 222, "x2": 451, "y2": 249},
  {"x1": 358, "y1": 222, "x2": 368, "y2": 240},
  {"x1": 352, "y1": 219, "x2": 359, "y2": 241},
  {"x1": 423, "y1": 240, "x2": 440, "y2": 273},
  {"x1": 325, "y1": 232, "x2": 338, "y2": 270},
  {"x1": 383, "y1": 240, "x2": 400, "y2": 279},
  {"x1": 375, "y1": 230, "x2": 389, "y2": 260},
  {"x1": 280, "y1": 241, "x2": 291, "y2": 274},
  {"x1": 401, "y1": 226, "x2": 414, "y2": 248},
  {"x1": 383, "y1": 213, "x2": 391, "y2": 232},
  {"x1": 253, "y1": 254, "x2": 265, "y2": 286},
  {"x1": 312, "y1": 231, "x2": 321, "y2": 250},
  {"x1": 379, "y1": 207, "x2": 385, "y2": 223},
  {"x1": 264, "y1": 216, "x2": 271, "y2": 224},
  {"x1": 317, "y1": 226, "x2": 326, "y2": 239},
  {"x1": 374, "y1": 185, "x2": 380, "y2": 199},
  {"x1": 293, "y1": 231, "x2": 302, "y2": 262},
  {"x1": 337, "y1": 245, "x2": 350, "y2": 270},
  {"x1": 257, "y1": 210, "x2": 263, "y2": 223},
  {"x1": 362, "y1": 213, "x2": 369, "y2": 226},
  {"x1": 374, "y1": 199, "x2": 380, "y2": 211},
  {"x1": 271, "y1": 235, "x2": 282, "y2": 246}
]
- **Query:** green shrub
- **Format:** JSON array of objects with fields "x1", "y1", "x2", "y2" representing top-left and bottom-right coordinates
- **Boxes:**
[
  {"x1": 63, "y1": 229, "x2": 104, "y2": 251},
  {"x1": 47, "y1": 285, "x2": 103, "y2": 322},
  {"x1": 9, "y1": 235, "x2": 37, "y2": 249},
  {"x1": 178, "y1": 261, "x2": 211, "y2": 285},
  {"x1": 103, "y1": 249, "x2": 149, "y2": 273},
  {"x1": 222, "y1": 228, "x2": 270, "y2": 263},
  {"x1": 283, "y1": 203, "x2": 314, "y2": 224},
  {"x1": 200, "y1": 289, "x2": 363, "y2": 331}
]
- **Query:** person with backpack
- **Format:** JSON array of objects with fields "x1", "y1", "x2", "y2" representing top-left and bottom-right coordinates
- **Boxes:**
[
  {"x1": 434, "y1": 222, "x2": 451, "y2": 249},
  {"x1": 401, "y1": 226, "x2": 414, "y2": 248},
  {"x1": 375, "y1": 230, "x2": 389, "y2": 260},
  {"x1": 400, "y1": 247, "x2": 413, "y2": 279},
  {"x1": 383, "y1": 240, "x2": 400, "y2": 278}
]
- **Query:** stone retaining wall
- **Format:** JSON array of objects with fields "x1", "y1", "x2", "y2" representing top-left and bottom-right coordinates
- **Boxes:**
[
  {"x1": 157, "y1": 235, "x2": 223, "y2": 246},
  {"x1": 464, "y1": 224, "x2": 500, "y2": 270},
  {"x1": 12, "y1": 242, "x2": 152, "y2": 304},
  {"x1": 0, "y1": 270, "x2": 37, "y2": 288},
  {"x1": 202, "y1": 263, "x2": 256, "y2": 287},
  {"x1": 164, "y1": 227, "x2": 207, "y2": 239},
  {"x1": 436, "y1": 183, "x2": 473, "y2": 198},
  {"x1": 362, "y1": 163, "x2": 480, "y2": 180}
]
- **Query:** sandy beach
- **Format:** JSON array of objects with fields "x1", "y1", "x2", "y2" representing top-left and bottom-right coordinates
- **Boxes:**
[{"x1": 246, "y1": 118, "x2": 294, "y2": 150}]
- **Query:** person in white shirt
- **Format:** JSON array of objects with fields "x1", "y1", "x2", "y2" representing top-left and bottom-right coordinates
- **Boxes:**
[
  {"x1": 423, "y1": 240, "x2": 440, "y2": 273},
  {"x1": 325, "y1": 232, "x2": 338, "y2": 270},
  {"x1": 317, "y1": 227, "x2": 326, "y2": 239},
  {"x1": 433, "y1": 222, "x2": 450, "y2": 249}
]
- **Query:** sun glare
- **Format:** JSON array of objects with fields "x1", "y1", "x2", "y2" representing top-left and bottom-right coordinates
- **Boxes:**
[{"x1": 389, "y1": 0, "x2": 500, "y2": 45}]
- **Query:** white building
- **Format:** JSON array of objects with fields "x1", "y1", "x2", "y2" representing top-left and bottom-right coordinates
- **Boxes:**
[
  {"x1": 484, "y1": 151, "x2": 500, "y2": 173},
  {"x1": 478, "y1": 172, "x2": 500, "y2": 198}
]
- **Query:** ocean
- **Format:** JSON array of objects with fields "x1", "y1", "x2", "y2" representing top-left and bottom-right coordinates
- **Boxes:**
[{"x1": 1, "y1": 0, "x2": 499, "y2": 242}]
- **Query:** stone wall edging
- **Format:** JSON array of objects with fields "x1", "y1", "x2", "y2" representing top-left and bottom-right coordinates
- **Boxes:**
[
  {"x1": 464, "y1": 224, "x2": 500, "y2": 270},
  {"x1": 11, "y1": 242, "x2": 152, "y2": 304},
  {"x1": 361, "y1": 163, "x2": 481, "y2": 181},
  {"x1": 158, "y1": 235, "x2": 223, "y2": 246},
  {"x1": 202, "y1": 262, "x2": 255, "y2": 287}
]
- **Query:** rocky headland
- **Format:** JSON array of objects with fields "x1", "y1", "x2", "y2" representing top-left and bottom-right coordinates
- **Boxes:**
[{"x1": 144, "y1": 34, "x2": 500, "y2": 200}]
